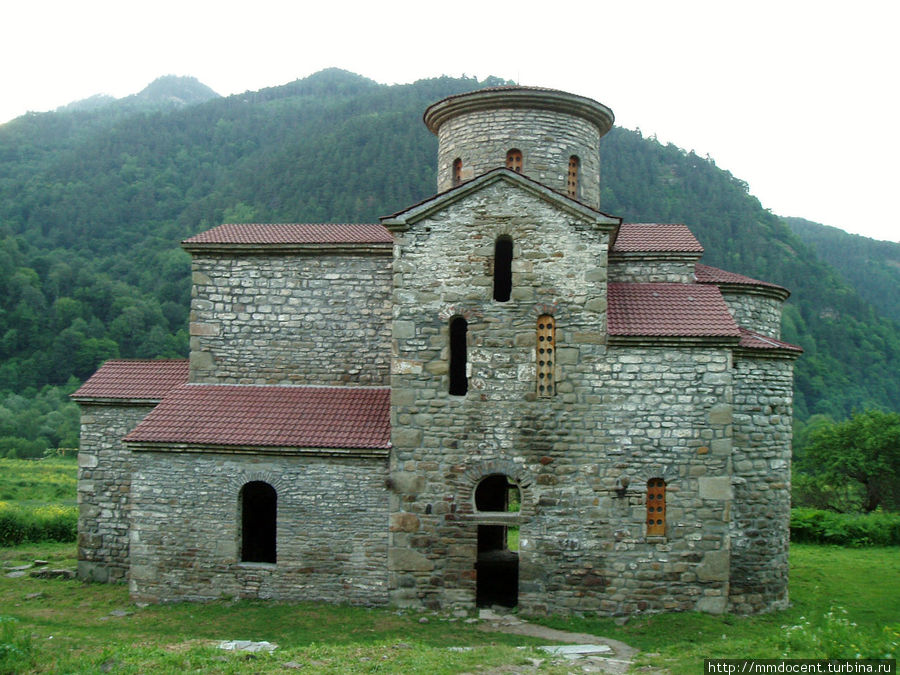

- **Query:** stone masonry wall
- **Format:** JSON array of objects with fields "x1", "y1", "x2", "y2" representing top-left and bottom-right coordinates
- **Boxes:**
[
  {"x1": 608, "y1": 259, "x2": 696, "y2": 283},
  {"x1": 728, "y1": 355, "x2": 794, "y2": 613},
  {"x1": 189, "y1": 252, "x2": 392, "y2": 385},
  {"x1": 129, "y1": 451, "x2": 390, "y2": 604},
  {"x1": 721, "y1": 291, "x2": 783, "y2": 338},
  {"x1": 390, "y1": 182, "x2": 734, "y2": 614},
  {"x1": 435, "y1": 109, "x2": 602, "y2": 209},
  {"x1": 77, "y1": 403, "x2": 153, "y2": 583}
]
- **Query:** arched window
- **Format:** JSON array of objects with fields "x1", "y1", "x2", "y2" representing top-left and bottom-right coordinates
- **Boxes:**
[
  {"x1": 506, "y1": 149, "x2": 523, "y2": 173},
  {"x1": 646, "y1": 478, "x2": 666, "y2": 536},
  {"x1": 452, "y1": 157, "x2": 462, "y2": 187},
  {"x1": 449, "y1": 317, "x2": 468, "y2": 396},
  {"x1": 536, "y1": 315, "x2": 555, "y2": 397},
  {"x1": 493, "y1": 236, "x2": 513, "y2": 302},
  {"x1": 475, "y1": 474, "x2": 521, "y2": 513},
  {"x1": 240, "y1": 481, "x2": 277, "y2": 563},
  {"x1": 567, "y1": 155, "x2": 580, "y2": 198}
]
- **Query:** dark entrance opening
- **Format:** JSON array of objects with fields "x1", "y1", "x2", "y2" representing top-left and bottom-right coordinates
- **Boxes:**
[
  {"x1": 240, "y1": 481, "x2": 276, "y2": 563},
  {"x1": 474, "y1": 474, "x2": 519, "y2": 608}
]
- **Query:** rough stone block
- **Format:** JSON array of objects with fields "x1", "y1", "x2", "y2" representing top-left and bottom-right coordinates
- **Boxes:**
[
  {"x1": 696, "y1": 550, "x2": 730, "y2": 581},
  {"x1": 390, "y1": 512, "x2": 421, "y2": 532},
  {"x1": 699, "y1": 476, "x2": 733, "y2": 500},
  {"x1": 388, "y1": 548, "x2": 434, "y2": 572},
  {"x1": 708, "y1": 404, "x2": 733, "y2": 425}
]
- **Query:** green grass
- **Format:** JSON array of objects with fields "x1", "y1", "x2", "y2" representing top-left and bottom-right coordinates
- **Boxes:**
[
  {"x1": 1, "y1": 543, "x2": 897, "y2": 673},
  {"x1": 0, "y1": 457, "x2": 77, "y2": 507},
  {"x1": 534, "y1": 544, "x2": 899, "y2": 673},
  {"x1": 1, "y1": 544, "x2": 554, "y2": 674},
  {"x1": 1, "y1": 459, "x2": 897, "y2": 672}
]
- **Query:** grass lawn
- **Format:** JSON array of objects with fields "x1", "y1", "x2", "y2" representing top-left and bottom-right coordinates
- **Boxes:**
[{"x1": 1, "y1": 543, "x2": 897, "y2": 673}]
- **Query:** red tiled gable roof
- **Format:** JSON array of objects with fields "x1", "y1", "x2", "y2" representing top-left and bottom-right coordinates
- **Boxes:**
[
  {"x1": 183, "y1": 223, "x2": 393, "y2": 245},
  {"x1": 72, "y1": 360, "x2": 189, "y2": 401},
  {"x1": 124, "y1": 385, "x2": 391, "y2": 449},
  {"x1": 608, "y1": 283, "x2": 740, "y2": 337},
  {"x1": 694, "y1": 263, "x2": 786, "y2": 292},
  {"x1": 612, "y1": 223, "x2": 704, "y2": 253},
  {"x1": 738, "y1": 328, "x2": 803, "y2": 353}
]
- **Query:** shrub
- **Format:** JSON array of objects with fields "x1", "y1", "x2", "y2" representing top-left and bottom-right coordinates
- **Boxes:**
[
  {"x1": 790, "y1": 508, "x2": 900, "y2": 546},
  {"x1": 781, "y1": 607, "x2": 898, "y2": 659},
  {"x1": 0, "y1": 501, "x2": 77, "y2": 546},
  {"x1": 0, "y1": 436, "x2": 48, "y2": 459}
]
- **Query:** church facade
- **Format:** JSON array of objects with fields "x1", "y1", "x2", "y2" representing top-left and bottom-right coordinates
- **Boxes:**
[{"x1": 74, "y1": 87, "x2": 800, "y2": 615}]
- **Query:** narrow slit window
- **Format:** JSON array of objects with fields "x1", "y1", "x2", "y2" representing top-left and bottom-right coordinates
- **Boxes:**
[
  {"x1": 567, "y1": 155, "x2": 580, "y2": 198},
  {"x1": 452, "y1": 157, "x2": 462, "y2": 186},
  {"x1": 646, "y1": 478, "x2": 666, "y2": 536},
  {"x1": 536, "y1": 315, "x2": 555, "y2": 397},
  {"x1": 506, "y1": 149, "x2": 523, "y2": 173},
  {"x1": 493, "y1": 236, "x2": 513, "y2": 302},
  {"x1": 240, "y1": 481, "x2": 277, "y2": 563},
  {"x1": 449, "y1": 317, "x2": 468, "y2": 396}
]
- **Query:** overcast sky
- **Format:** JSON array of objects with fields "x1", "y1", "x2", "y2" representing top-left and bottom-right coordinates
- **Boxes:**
[{"x1": 3, "y1": 0, "x2": 898, "y2": 242}]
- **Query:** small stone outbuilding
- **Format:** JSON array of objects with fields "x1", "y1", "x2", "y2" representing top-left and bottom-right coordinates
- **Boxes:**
[{"x1": 74, "y1": 86, "x2": 800, "y2": 615}]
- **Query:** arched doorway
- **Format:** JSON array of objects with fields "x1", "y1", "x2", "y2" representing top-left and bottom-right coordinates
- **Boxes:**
[{"x1": 474, "y1": 474, "x2": 520, "y2": 607}]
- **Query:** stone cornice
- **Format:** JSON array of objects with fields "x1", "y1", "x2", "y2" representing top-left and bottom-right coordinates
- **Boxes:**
[
  {"x1": 424, "y1": 87, "x2": 614, "y2": 137},
  {"x1": 608, "y1": 335, "x2": 741, "y2": 349},
  {"x1": 733, "y1": 347, "x2": 802, "y2": 360},
  {"x1": 715, "y1": 283, "x2": 791, "y2": 302},
  {"x1": 609, "y1": 251, "x2": 703, "y2": 264}
]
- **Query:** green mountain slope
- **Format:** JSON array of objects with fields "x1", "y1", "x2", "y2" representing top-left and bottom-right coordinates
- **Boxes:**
[
  {"x1": 0, "y1": 68, "x2": 897, "y2": 453},
  {"x1": 786, "y1": 217, "x2": 900, "y2": 323}
]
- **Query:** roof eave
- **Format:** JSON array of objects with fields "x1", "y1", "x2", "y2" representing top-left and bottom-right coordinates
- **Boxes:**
[
  {"x1": 70, "y1": 397, "x2": 162, "y2": 406},
  {"x1": 609, "y1": 251, "x2": 704, "y2": 263},
  {"x1": 181, "y1": 242, "x2": 393, "y2": 256},
  {"x1": 125, "y1": 441, "x2": 391, "y2": 458}
]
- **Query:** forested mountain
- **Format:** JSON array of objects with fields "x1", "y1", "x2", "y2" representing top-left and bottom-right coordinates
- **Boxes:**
[
  {"x1": 786, "y1": 217, "x2": 900, "y2": 323},
  {"x1": 1, "y1": 68, "x2": 898, "y2": 454}
]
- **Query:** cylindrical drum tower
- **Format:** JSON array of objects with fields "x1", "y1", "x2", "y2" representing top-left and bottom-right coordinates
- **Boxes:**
[{"x1": 424, "y1": 87, "x2": 614, "y2": 210}]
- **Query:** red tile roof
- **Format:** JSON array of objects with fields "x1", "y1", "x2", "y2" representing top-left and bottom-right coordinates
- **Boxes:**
[
  {"x1": 124, "y1": 385, "x2": 391, "y2": 449},
  {"x1": 183, "y1": 223, "x2": 393, "y2": 246},
  {"x1": 694, "y1": 263, "x2": 787, "y2": 292},
  {"x1": 608, "y1": 283, "x2": 740, "y2": 337},
  {"x1": 612, "y1": 223, "x2": 704, "y2": 253},
  {"x1": 738, "y1": 328, "x2": 803, "y2": 353},
  {"x1": 72, "y1": 360, "x2": 189, "y2": 401}
]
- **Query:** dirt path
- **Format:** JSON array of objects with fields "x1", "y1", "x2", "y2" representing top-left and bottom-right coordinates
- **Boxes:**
[{"x1": 477, "y1": 610, "x2": 638, "y2": 674}]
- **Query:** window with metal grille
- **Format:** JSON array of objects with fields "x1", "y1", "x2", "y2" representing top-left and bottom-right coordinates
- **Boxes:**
[
  {"x1": 536, "y1": 315, "x2": 555, "y2": 397},
  {"x1": 506, "y1": 149, "x2": 523, "y2": 173},
  {"x1": 567, "y1": 155, "x2": 580, "y2": 197},
  {"x1": 449, "y1": 317, "x2": 468, "y2": 396},
  {"x1": 646, "y1": 478, "x2": 666, "y2": 536},
  {"x1": 493, "y1": 236, "x2": 513, "y2": 302},
  {"x1": 452, "y1": 157, "x2": 462, "y2": 186}
]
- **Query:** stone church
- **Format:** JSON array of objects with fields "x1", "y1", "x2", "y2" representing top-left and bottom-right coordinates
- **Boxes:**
[{"x1": 74, "y1": 86, "x2": 801, "y2": 615}]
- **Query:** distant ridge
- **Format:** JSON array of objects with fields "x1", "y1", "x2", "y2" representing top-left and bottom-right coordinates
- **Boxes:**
[{"x1": 54, "y1": 75, "x2": 219, "y2": 116}]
